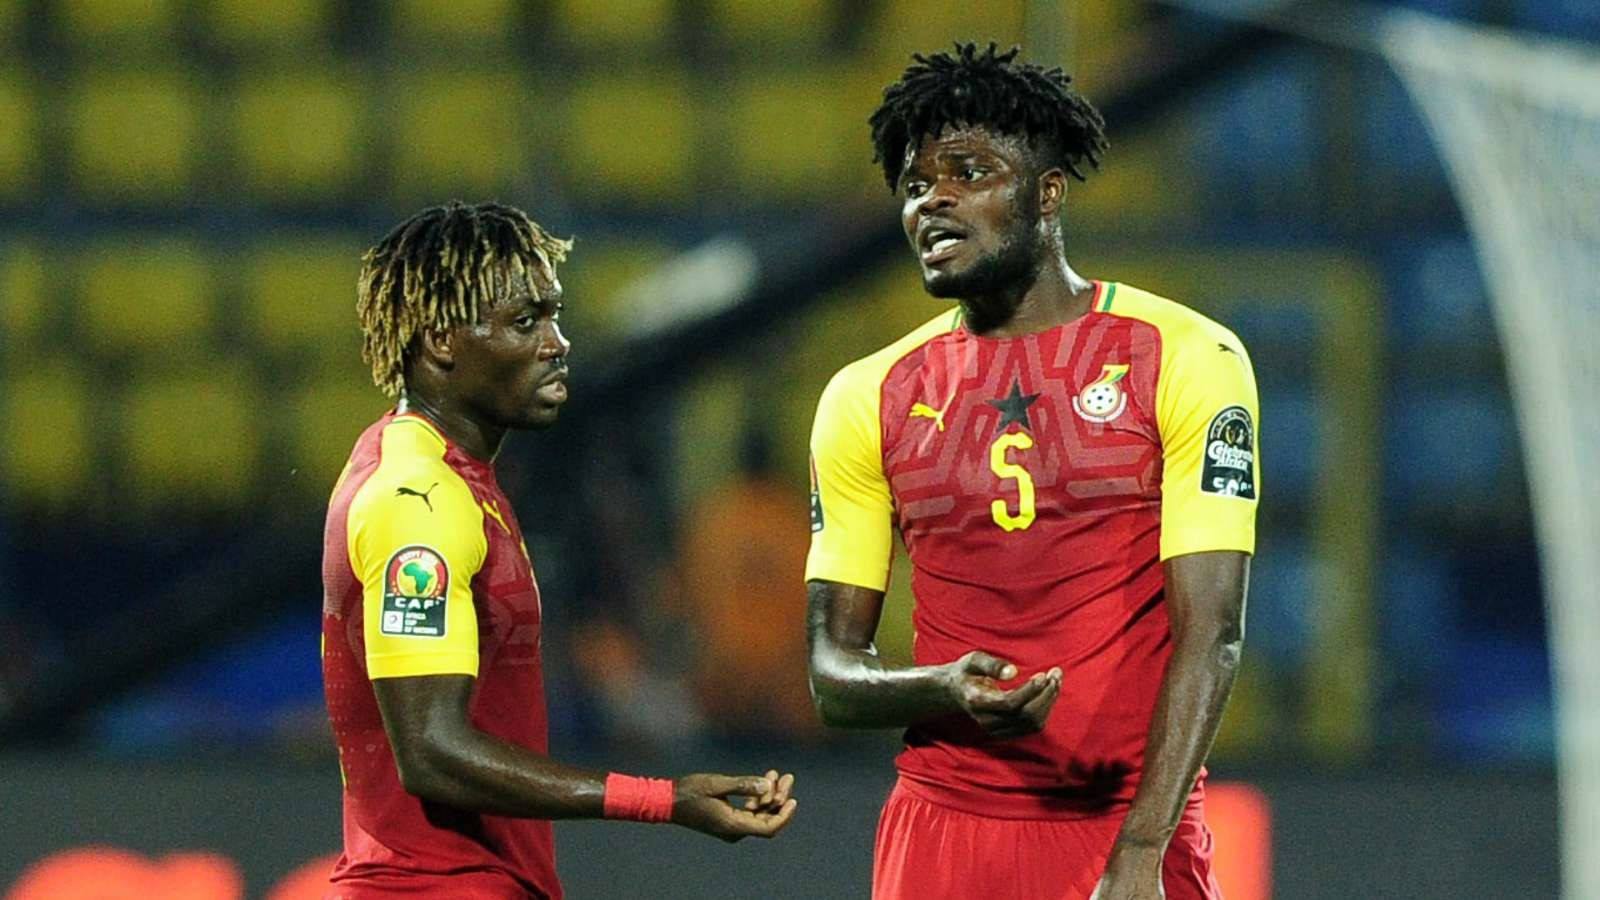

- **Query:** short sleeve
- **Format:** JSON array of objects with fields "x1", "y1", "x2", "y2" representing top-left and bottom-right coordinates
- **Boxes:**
[
  {"x1": 348, "y1": 462, "x2": 487, "y2": 679},
  {"x1": 804, "y1": 364, "x2": 895, "y2": 590},
  {"x1": 1157, "y1": 329, "x2": 1261, "y2": 559}
]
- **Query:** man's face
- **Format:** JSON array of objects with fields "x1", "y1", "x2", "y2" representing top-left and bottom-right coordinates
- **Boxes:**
[
  {"x1": 898, "y1": 125, "x2": 1042, "y2": 299},
  {"x1": 448, "y1": 264, "x2": 570, "y2": 431}
]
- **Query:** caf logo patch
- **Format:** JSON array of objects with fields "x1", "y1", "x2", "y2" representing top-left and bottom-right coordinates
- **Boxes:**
[
  {"x1": 381, "y1": 545, "x2": 450, "y2": 637},
  {"x1": 1073, "y1": 363, "x2": 1130, "y2": 423},
  {"x1": 808, "y1": 454, "x2": 824, "y2": 533},
  {"x1": 1201, "y1": 406, "x2": 1256, "y2": 499}
]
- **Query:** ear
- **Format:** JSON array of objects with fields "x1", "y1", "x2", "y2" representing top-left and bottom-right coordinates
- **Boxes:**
[
  {"x1": 1037, "y1": 168, "x2": 1068, "y2": 218},
  {"x1": 418, "y1": 327, "x2": 455, "y2": 369}
]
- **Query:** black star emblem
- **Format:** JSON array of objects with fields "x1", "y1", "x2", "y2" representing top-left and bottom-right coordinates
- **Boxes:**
[{"x1": 987, "y1": 378, "x2": 1040, "y2": 433}]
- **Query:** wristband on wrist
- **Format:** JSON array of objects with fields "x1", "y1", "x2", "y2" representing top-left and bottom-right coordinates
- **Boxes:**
[{"x1": 602, "y1": 773, "x2": 675, "y2": 823}]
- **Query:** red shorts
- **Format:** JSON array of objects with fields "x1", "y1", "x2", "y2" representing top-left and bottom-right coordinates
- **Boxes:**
[{"x1": 872, "y1": 778, "x2": 1221, "y2": 900}]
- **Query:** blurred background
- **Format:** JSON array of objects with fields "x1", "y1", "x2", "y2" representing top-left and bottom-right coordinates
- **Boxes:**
[{"x1": 1, "y1": 0, "x2": 1595, "y2": 897}]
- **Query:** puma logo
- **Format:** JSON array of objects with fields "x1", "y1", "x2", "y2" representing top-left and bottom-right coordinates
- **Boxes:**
[
  {"x1": 395, "y1": 483, "x2": 439, "y2": 511},
  {"x1": 909, "y1": 401, "x2": 951, "y2": 432},
  {"x1": 1218, "y1": 342, "x2": 1240, "y2": 356}
]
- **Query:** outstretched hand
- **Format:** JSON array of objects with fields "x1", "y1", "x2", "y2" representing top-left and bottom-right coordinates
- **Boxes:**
[
  {"x1": 944, "y1": 651, "x2": 1062, "y2": 739},
  {"x1": 672, "y1": 770, "x2": 797, "y2": 842}
]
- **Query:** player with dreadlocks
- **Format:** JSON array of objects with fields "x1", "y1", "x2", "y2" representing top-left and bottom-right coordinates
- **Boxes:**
[
  {"x1": 805, "y1": 45, "x2": 1258, "y2": 899},
  {"x1": 322, "y1": 201, "x2": 796, "y2": 899}
]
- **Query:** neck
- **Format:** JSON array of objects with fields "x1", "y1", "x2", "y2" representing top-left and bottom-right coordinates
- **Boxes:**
[
  {"x1": 396, "y1": 392, "x2": 505, "y2": 463},
  {"x1": 961, "y1": 253, "x2": 1096, "y2": 338}
]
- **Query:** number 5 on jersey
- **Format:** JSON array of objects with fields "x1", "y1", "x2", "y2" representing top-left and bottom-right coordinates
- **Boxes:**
[{"x1": 990, "y1": 433, "x2": 1036, "y2": 532}]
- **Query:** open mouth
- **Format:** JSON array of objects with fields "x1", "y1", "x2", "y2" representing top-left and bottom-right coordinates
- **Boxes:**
[{"x1": 919, "y1": 225, "x2": 967, "y2": 262}]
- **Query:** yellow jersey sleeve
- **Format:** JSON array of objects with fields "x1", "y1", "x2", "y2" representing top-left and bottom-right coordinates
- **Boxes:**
[
  {"x1": 347, "y1": 419, "x2": 487, "y2": 679},
  {"x1": 804, "y1": 360, "x2": 895, "y2": 591},
  {"x1": 1156, "y1": 322, "x2": 1261, "y2": 559}
]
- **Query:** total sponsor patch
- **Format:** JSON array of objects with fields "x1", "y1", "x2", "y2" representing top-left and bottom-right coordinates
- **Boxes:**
[
  {"x1": 1201, "y1": 406, "x2": 1256, "y2": 499},
  {"x1": 381, "y1": 545, "x2": 450, "y2": 637}
]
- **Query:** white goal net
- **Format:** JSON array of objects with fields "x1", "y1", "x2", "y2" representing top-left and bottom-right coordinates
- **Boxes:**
[{"x1": 1381, "y1": 12, "x2": 1600, "y2": 899}]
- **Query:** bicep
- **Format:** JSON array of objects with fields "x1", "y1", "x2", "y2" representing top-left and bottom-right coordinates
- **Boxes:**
[
  {"x1": 807, "y1": 579, "x2": 887, "y2": 652},
  {"x1": 1162, "y1": 551, "x2": 1250, "y2": 637},
  {"x1": 372, "y1": 673, "x2": 476, "y2": 759}
]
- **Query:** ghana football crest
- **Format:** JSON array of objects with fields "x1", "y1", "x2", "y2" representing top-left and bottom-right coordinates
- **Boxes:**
[
  {"x1": 1072, "y1": 363, "x2": 1130, "y2": 423},
  {"x1": 380, "y1": 545, "x2": 450, "y2": 637}
]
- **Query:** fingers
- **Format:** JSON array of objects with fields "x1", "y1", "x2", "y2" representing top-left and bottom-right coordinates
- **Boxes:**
[
  {"x1": 961, "y1": 650, "x2": 1017, "y2": 682},
  {"x1": 730, "y1": 796, "x2": 798, "y2": 838},
  {"x1": 743, "y1": 769, "x2": 792, "y2": 811},
  {"x1": 1019, "y1": 671, "x2": 1062, "y2": 720},
  {"x1": 699, "y1": 773, "x2": 773, "y2": 799}
]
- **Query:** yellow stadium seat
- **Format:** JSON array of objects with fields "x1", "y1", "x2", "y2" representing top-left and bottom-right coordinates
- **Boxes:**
[
  {"x1": 388, "y1": 70, "x2": 528, "y2": 201},
  {"x1": 287, "y1": 378, "x2": 391, "y2": 497},
  {"x1": 709, "y1": 0, "x2": 830, "y2": 47},
  {"x1": 724, "y1": 67, "x2": 881, "y2": 200},
  {"x1": 0, "y1": 75, "x2": 37, "y2": 197},
  {"x1": 122, "y1": 365, "x2": 259, "y2": 506},
  {"x1": 231, "y1": 70, "x2": 364, "y2": 200},
  {"x1": 0, "y1": 363, "x2": 93, "y2": 507},
  {"x1": 202, "y1": 0, "x2": 329, "y2": 49},
  {"x1": 241, "y1": 238, "x2": 364, "y2": 355},
  {"x1": 565, "y1": 73, "x2": 695, "y2": 202},
  {"x1": 68, "y1": 72, "x2": 199, "y2": 202},
  {"x1": 552, "y1": 0, "x2": 675, "y2": 47},
  {"x1": 0, "y1": 242, "x2": 47, "y2": 344},
  {"x1": 556, "y1": 239, "x2": 674, "y2": 337},
  {"x1": 0, "y1": 1, "x2": 22, "y2": 42},
  {"x1": 391, "y1": 0, "x2": 516, "y2": 45},
  {"x1": 78, "y1": 239, "x2": 212, "y2": 355},
  {"x1": 866, "y1": 0, "x2": 1025, "y2": 72},
  {"x1": 57, "y1": 0, "x2": 180, "y2": 45}
]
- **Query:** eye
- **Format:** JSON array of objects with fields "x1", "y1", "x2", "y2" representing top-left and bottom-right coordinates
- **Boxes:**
[
  {"x1": 514, "y1": 314, "x2": 536, "y2": 328},
  {"x1": 903, "y1": 179, "x2": 930, "y2": 198},
  {"x1": 960, "y1": 166, "x2": 986, "y2": 181}
]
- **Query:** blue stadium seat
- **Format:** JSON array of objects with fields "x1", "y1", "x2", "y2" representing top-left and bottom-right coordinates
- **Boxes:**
[
  {"x1": 1387, "y1": 389, "x2": 1520, "y2": 505},
  {"x1": 1388, "y1": 238, "x2": 1497, "y2": 350},
  {"x1": 1181, "y1": 56, "x2": 1318, "y2": 217},
  {"x1": 1513, "y1": 0, "x2": 1600, "y2": 40},
  {"x1": 1239, "y1": 537, "x2": 1315, "y2": 669}
]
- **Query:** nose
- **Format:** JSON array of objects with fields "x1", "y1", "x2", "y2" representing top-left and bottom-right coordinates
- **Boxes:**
[
  {"x1": 915, "y1": 179, "x2": 957, "y2": 217},
  {"x1": 542, "y1": 322, "x2": 571, "y2": 361}
]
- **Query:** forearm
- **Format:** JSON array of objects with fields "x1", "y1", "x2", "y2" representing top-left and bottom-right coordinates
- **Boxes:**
[
  {"x1": 1117, "y1": 623, "x2": 1242, "y2": 849},
  {"x1": 808, "y1": 639, "x2": 959, "y2": 728},
  {"x1": 397, "y1": 726, "x2": 610, "y2": 819}
]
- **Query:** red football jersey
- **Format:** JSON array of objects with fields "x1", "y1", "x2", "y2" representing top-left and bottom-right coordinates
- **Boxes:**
[
  {"x1": 807, "y1": 282, "x2": 1260, "y2": 818},
  {"x1": 322, "y1": 411, "x2": 559, "y2": 897}
]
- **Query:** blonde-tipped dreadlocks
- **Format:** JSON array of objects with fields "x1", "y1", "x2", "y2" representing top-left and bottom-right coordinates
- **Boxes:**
[{"x1": 357, "y1": 201, "x2": 573, "y2": 399}]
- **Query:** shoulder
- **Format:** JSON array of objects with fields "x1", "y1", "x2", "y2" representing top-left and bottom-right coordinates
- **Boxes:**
[
  {"x1": 349, "y1": 416, "x2": 479, "y2": 524},
  {"x1": 820, "y1": 308, "x2": 959, "y2": 408},
  {"x1": 1102, "y1": 282, "x2": 1247, "y2": 358}
]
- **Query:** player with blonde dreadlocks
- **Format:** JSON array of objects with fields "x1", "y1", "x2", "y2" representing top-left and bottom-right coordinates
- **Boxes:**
[{"x1": 322, "y1": 201, "x2": 797, "y2": 899}]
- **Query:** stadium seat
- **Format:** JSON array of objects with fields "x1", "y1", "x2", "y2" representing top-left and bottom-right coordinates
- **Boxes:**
[
  {"x1": 555, "y1": 239, "x2": 675, "y2": 337},
  {"x1": 67, "y1": 72, "x2": 199, "y2": 203},
  {"x1": 0, "y1": 74, "x2": 37, "y2": 198},
  {"x1": 708, "y1": 0, "x2": 830, "y2": 48},
  {"x1": 201, "y1": 0, "x2": 330, "y2": 51},
  {"x1": 0, "y1": 363, "x2": 93, "y2": 507},
  {"x1": 864, "y1": 0, "x2": 1024, "y2": 72},
  {"x1": 56, "y1": 0, "x2": 181, "y2": 46},
  {"x1": 286, "y1": 377, "x2": 391, "y2": 496},
  {"x1": 387, "y1": 69, "x2": 528, "y2": 201},
  {"x1": 390, "y1": 0, "x2": 518, "y2": 46},
  {"x1": 77, "y1": 239, "x2": 213, "y2": 356},
  {"x1": 0, "y1": 0, "x2": 20, "y2": 43},
  {"x1": 723, "y1": 67, "x2": 878, "y2": 201},
  {"x1": 0, "y1": 242, "x2": 46, "y2": 347},
  {"x1": 552, "y1": 0, "x2": 675, "y2": 48},
  {"x1": 564, "y1": 73, "x2": 695, "y2": 202},
  {"x1": 122, "y1": 365, "x2": 259, "y2": 506},
  {"x1": 231, "y1": 71, "x2": 364, "y2": 202},
  {"x1": 240, "y1": 238, "x2": 365, "y2": 357}
]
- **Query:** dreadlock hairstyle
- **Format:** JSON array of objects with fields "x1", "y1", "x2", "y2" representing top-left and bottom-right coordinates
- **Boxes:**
[
  {"x1": 869, "y1": 42, "x2": 1109, "y2": 192},
  {"x1": 357, "y1": 201, "x2": 572, "y2": 399}
]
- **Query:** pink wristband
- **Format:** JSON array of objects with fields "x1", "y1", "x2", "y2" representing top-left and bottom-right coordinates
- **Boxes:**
[{"x1": 603, "y1": 773, "x2": 675, "y2": 823}]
